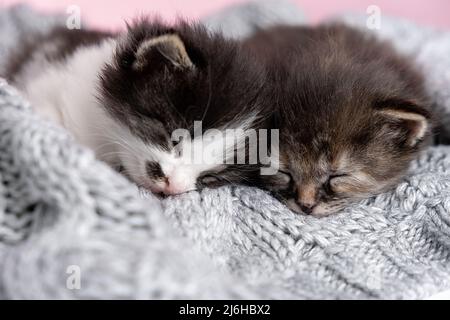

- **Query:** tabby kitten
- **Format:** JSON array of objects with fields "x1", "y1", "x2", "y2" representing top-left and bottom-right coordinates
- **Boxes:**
[{"x1": 244, "y1": 24, "x2": 433, "y2": 217}]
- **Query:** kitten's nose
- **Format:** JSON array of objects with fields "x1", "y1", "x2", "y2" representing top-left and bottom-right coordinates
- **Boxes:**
[
  {"x1": 161, "y1": 175, "x2": 193, "y2": 195},
  {"x1": 298, "y1": 203, "x2": 315, "y2": 214},
  {"x1": 162, "y1": 182, "x2": 185, "y2": 195},
  {"x1": 297, "y1": 184, "x2": 318, "y2": 214}
]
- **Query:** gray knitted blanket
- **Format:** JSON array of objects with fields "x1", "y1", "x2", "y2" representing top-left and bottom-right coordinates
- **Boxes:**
[{"x1": 1, "y1": 1, "x2": 450, "y2": 300}]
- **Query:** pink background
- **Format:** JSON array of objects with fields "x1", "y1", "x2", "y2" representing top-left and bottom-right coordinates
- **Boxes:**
[{"x1": 1, "y1": 0, "x2": 449, "y2": 31}]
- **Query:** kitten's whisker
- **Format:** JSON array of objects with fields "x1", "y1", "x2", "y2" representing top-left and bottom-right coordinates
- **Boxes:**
[{"x1": 201, "y1": 64, "x2": 213, "y2": 122}]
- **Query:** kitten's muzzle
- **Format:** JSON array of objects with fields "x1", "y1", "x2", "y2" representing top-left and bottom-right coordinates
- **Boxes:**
[
  {"x1": 297, "y1": 202, "x2": 315, "y2": 215},
  {"x1": 296, "y1": 183, "x2": 318, "y2": 214}
]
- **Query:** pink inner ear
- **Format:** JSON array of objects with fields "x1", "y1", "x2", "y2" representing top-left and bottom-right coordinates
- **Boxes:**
[
  {"x1": 379, "y1": 109, "x2": 428, "y2": 146},
  {"x1": 405, "y1": 118, "x2": 426, "y2": 144},
  {"x1": 133, "y1": 34, "x2": 194, "y2": 71}
]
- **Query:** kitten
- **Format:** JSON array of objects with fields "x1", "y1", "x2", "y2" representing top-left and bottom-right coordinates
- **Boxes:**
[
  {"x1": 244, "y1": 24, "x2": 433, "y2": 217},
  {"x1": 6, "y1": 19, "x2": 267, "y2": 196}
]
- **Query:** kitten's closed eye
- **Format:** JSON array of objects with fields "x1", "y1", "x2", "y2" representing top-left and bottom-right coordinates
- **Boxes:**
[
  {"x1": 265, "y1": 171, "x2": 292, "y2": 191},
  {"x1": 277, "y1": 171, "x2": 292, "y2": 184},
  {"x1": 197, "y1": 166, "x2": 257, "y2": 190},
  {"x1": 324, "y1": 173, "x2": 349, "y2": 194},
  {"x1": 197, "y1": 174, "x2": 223, "y2": 189},
  {"x1": 199, "y1": 174, "x2": 219, "y2": 184},
  {"x1": 146, "y1": 161, "x2": 165, "y2": 180}
]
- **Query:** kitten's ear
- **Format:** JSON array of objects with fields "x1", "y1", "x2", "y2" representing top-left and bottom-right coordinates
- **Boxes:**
[
  {"x1": 377, "y1": 99, "x2": 430, "y2": 147},
  {"x1": 133, "y1": 34, "x2": 195, "y2": 71}
]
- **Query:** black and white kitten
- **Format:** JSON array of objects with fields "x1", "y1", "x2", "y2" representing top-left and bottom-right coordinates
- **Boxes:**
[
  {"x1": 6, "y1": 19, "x2": 267, "y2": 195},
  {"x1": 244, "y1": 24, "x2": 433, "y2": 217}
]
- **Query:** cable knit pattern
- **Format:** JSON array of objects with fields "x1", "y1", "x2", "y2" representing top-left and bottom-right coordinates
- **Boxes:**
[{"x1": 1, "y1": 2, "x2": 450, "y2": 299}]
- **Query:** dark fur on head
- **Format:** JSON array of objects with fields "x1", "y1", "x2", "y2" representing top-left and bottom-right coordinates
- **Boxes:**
[
  {"x1": 245, "y1": 24, "x2": 433, "y2": 216},
  {"x1": 99, "y1": 18, "x2": 267, "y2": 191}
]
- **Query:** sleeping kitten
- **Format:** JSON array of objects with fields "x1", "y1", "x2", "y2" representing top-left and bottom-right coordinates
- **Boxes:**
[
  {"x1": 244, "y1": 24, "x2": 433, "y2": 217},
  {"x1": 6, "y1": 19, "x2": 267, "y2": 195}
]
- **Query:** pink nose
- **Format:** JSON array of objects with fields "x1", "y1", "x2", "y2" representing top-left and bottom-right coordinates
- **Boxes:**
[
  {"x1": 162, "y1": 179, "x2": 186, "y2": 195},
  {"x1": 163, "y1": 186, "x2": 183, "y2": 195}
]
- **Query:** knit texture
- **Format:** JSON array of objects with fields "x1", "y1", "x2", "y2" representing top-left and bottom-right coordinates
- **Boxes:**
[{"x1": 1, "y1": 1, "x2": 450, "y2": 299}]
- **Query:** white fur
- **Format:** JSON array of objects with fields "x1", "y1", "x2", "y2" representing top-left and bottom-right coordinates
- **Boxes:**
[
  {"x1": 17, "y1": 39, "x2": 118, "y2": 156},
  {"x1": 110, "y1": 115, "x2": 259, "y2": 194},
  {"x1": 16, "y1": 39, "x2": 259, "y2": 195}
]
